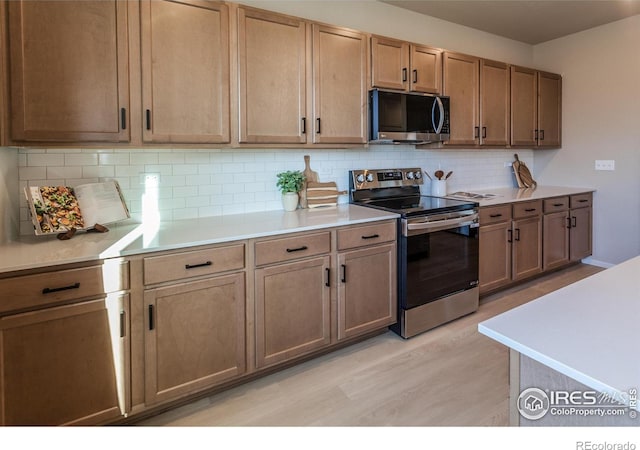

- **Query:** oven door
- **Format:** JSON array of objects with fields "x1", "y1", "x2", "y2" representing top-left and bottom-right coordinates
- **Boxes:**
[{"x1": 399, "y1": 214, "x2": 479, "y2": 310}]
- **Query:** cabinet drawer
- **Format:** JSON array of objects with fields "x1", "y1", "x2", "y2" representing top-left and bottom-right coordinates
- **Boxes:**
[
  {"x1": 479, "y1": 205, "x2": 512, "y2": 225},
  {"x1": 144, "y1": 244, "x2": 245, "y2": 285},
  {"x1": 337, "y1": 221, "x2": 396, "y2": 251},
  {"x1": 255, "y1": 232, "x2": 331, "y2": 266},
  {"x1": 570, "y1": 193, "x2": 592, "y2": 209},
  {"x1": 543, "y1": 196, "x2": 569, "y2": 213},
  {"x1": 512, "y1": 200, "x2": 542, "y2": 219},
  {"x1": 0, "y1": 262, "x2": 129, "y2": 314}
]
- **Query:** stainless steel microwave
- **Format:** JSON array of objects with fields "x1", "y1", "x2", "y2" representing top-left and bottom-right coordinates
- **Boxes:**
[{"x1": 369, "y1": 89, "x2": 450, "y2": 144}]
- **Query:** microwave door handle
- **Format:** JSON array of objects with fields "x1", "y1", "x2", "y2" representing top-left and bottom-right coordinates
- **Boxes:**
[{"x1": 432, "y1": 96, "x2": 445, "y2": 134}]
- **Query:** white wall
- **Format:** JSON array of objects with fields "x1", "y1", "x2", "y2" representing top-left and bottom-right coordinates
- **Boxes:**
[
  {"x1": 533, "y1": 15, "x2": 640, "y2": 265},
  {"x1": 0, "y1": 148, "x2": 18, "y2": 243}
]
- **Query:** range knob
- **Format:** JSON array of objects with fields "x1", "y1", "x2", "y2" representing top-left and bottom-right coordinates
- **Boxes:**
[
  {"x1": 366, "y1": 173, "x2": 374, "y2": 182},
  {"x1": 415, "y1": 171, "x2": 422, "y2": 179},
  {"x1": 356, "y1": 173, "x2": 365, "y2": 183},
  {"x1": 406, "y1": 171, "x2": 415, "y2": 180}
]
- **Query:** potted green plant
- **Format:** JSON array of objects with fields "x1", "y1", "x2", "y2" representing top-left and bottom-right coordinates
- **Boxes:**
[{"x1": 276, "y1": 170, "x2": 306, "y2": 211}]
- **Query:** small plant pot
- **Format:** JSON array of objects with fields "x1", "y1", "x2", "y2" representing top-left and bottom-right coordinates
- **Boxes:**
[{"x1": 282, "y1": 192, "x2": 299, "y2": 212}]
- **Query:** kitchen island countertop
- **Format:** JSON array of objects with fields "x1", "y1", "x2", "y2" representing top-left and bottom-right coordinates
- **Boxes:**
[
  {"x1": 478, "y1": 255, "x2": 640, "y2": 411},
  {"x1": 0, "y1": 204, "x2": 398, "y2": 274}
]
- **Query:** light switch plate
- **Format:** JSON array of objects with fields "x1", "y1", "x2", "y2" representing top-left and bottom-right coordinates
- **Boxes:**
[{"x1": 595, "y1": 160, "x2": 615, "y2": 171}]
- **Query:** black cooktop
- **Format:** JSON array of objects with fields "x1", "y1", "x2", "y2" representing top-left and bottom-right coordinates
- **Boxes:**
[{"x1": 356, "y1": 195, "x2": 478, "y2": 217}]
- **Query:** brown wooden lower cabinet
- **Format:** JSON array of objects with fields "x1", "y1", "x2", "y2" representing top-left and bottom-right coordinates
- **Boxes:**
[
  {"x1": 254, "y1": 256, "x2": 331, "y2": 369},
  {"x1": 512, "y1": 216, "x2": 543, "y2": 281},
  {"x1": 337, "y1": 243, "x2": 396, "y2": 340},
  {"x1": 479, "y1": 221, "x2": 512, "y2": 293},
  {"x1": 143, "y1": 273, "x2": 245, "y2": 405},
  {"x1": 0, "y1": 295, "x2": 129, "y2": 425},
  {"x1": 570, "y1": 206, "x2": 592, "y2": 261},
  {"x1": 543, "y1": 210, "x2": 570, "y2": 271}
]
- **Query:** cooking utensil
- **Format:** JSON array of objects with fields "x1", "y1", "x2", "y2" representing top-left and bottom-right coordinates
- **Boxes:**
[
  {"x1": 300, "y1": 155, "x2": 319, "y2": 208},
  {"x1": 434, "y1": 170, "x2": 444, "y2": 180},
  {"x1": 444, "y1": 171, "x2": 453, "y2": 180},
  {"x1": 423, "y1": 170, "x2": 433, "y2": 181}
]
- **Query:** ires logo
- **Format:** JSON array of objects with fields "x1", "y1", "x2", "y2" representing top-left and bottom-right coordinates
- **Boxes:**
[{"x1": 549, "y1": 390, "x2": 598, "y2": 405}]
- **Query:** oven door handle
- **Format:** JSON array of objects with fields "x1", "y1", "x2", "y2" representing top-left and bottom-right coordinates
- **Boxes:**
[{"x1": 405, "y1": 213, "x2": 478, "y2": 234}]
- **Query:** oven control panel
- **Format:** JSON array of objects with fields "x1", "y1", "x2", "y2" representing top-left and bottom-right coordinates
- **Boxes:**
[{"x1": 350, "y1": 168, "x2": 424, "y2": 190}]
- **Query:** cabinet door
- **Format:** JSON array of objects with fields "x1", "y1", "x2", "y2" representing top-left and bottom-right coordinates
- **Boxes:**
[
  {"x1": 543, "y1": 211, "x2": 570, "y2": 271},
  {"x1": 254, "y1": 256, "x2": 330, "y2": 368},
  {"x1": 337, "y1": 243, "x2": 396, "y2": 340},
  {"x1": 8, "y1": 1, "x2": 129, "y2": 142},
  {"x1": 371, "y1": 36, "x2": 408, "y2": 91},
  {"x1": 144, "y1": 273, "x2": 245, "y2": 405},
  {"x1": 238, "y1": 8, "x2": 307, "y2": 144},
  {"x1": 510, "y1": 66, "x2": 537, "y2": 147},
  {"x1": 480, "y1": 60, "x2": 509, "y2": 146},
  {"x1": 512, "y1": 216, "x2": 543, "y2": 281},
  {"x1": 570, "y1": 207, "x2": 592, "y2": 261},
  {"x1": 141, "y1": 0, "x2": 229, "y2": 144},
  {"x1": 312, "y1": 24, "x2": 367, "y2": 144},
  {"x1": 410, "y1": 44, "x2": 442, "y2": 94},
  {"x1": 538, "y1": 71, "x2": 562, "y2": 147},
  {"x1": 479, "y1": 222, "x2": 512, "y2": 294},
  {"x1": 443, "y1": 52, "x2": 480, "y2": 146},
  {"x1": 0, "y1": 295, "x2": 128, "y2": 425}
]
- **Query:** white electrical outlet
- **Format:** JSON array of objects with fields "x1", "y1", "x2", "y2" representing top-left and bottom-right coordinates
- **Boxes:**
[
  {"x1": 140, "y1": 172, "x2": 160, "y2": 185},
  {"x1": 594, "y1": 160, "x2": 615, "y2": 171}
]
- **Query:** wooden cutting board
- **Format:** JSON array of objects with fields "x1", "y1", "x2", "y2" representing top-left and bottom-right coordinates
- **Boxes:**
[
  {"x1": 306, "y1": 181, "x2": 346, "y2": 208},
  {"x1": 300, "y1": 155, "x2": 319, "y2": 208},
  {"x1": 514, "y1": 154, "x2": 537, "y2": 188}
]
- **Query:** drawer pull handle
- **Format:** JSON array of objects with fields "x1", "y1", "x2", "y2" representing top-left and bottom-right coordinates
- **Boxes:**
[
  {"x1": 489, "y1": 213, "x2": 502, "y2": 218},
  {"x1": 148, "y1": 305, "x2": 154, "y2": 331},
  {"x1": 524, "y1": 208, "x2": 537, "y2": 212},
  {"x1": 185, "y1": 261, "x2": 212, "y2": 269},
  {"x1": 341, "y1": 264, "x2": 347, "y2": 283},
  {"x1": 361, "y1": 234, "x2": 380, "y2": 240},
  {"x1": 42, "y1": 282, "x2": 80, "y2": 294},
  {"x1": 286, "y1": 246, "x2": 308, "y2": 253},
  {"x1": 578, "y1": 199, "x2": 589, "y2": 203},
  {"x1": 553, "y1": 203, "x2": 564, "y2": 207},
  {"x1": 325, "y1": 268, "x2": 330, "y2": 287}
]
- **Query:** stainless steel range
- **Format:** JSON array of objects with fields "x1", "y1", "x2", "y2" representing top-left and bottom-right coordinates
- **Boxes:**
[{"x1": 349, "y1": 168, "x2": 480, "y2": 338}]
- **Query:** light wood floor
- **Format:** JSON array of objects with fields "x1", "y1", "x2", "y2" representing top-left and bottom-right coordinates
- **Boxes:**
[{"x1": 139, "y1": 264, "x2": 603, "y2": 427}]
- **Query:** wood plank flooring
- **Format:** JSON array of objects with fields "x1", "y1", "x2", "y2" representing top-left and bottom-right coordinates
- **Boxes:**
[{"x1": 138, "y1": 263, "x2": 603, "y2": 427}]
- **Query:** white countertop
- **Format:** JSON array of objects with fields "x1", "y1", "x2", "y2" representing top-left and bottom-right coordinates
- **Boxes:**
[
  {"x1": 0, "y1": 205, "x2": 398, "y2": 274},
  {"x1": 478, "y1": 256, "x2": 640, "y2": 411},
  {"x1": 447, "y1": 186, "x2": 595, "y2": 207}
]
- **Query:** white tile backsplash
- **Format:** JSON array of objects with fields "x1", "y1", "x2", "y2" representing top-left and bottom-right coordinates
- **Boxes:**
[{"x1": 16, "y1": 146, "x2": 534, "y2": 235}]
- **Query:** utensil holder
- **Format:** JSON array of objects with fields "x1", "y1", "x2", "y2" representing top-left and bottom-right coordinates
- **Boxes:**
[{"x1": 431, "y1": 180, "x2": 447, "y2": 197}]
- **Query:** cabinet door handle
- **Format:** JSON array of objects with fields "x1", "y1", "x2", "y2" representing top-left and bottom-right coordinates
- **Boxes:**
[
  {"x1": 474, "y1": 126, "x2": 480, "y2": 138},
  {"x1": 42, "y1": 282, "x2": 80, "y2": 294},
  {"x1": 572, "y1": 216, "x2": 577, "y2": 228},
  {"x1": 145, "y1": 109, "x2": 151, "y2": 130},
  {"x1": 286, "y1": 246, "x2": 308, "y2": 253},
  {"x1": 340, "y1": 264, "x2": 346, "y2": 283},
  {"x1": 515, "y1": 228, "x2": 521, "y2": 241},
  {"x1": 482, "y1": 127, "x2": 487, "y2": 138},
  {"x1": 507, "y1": 229, "x2": 513, "y2": 243},
  {"x1": 361, "y1": 234, "x2": 380, "y2": 240},
  {"x1": 566, "y1": 217, "x2": 572, "y2": 229},
  {"x1": 402, "y1": 68, "x2": 407, "y2": 82},
  {"x1": 316, "y1": 118, "x2": 321, "y2": 134},
  {"x1": 325, "y1": 267, "x2": 330, "y2": 287},
  {"x1": 301, "y1": 117, "x2": 306, "y2": 134},
  {"x1": 412, "y1": 69, "x2": 417, "y2": 83},
  {"x1": 540, "y1": 129, "x2": 545, "y2": 141},
  {"x1": 489, "y1": 213, "x2": 502, "y2": 218},
  {"x1": 120, "y1": 310, "x2": 126, "y2": 338},
  {"x1": 534, "y1": 129, "x2": 538, "y2": 141},
  {"x1": 524, "y1": 208, "x2": 537, "y2": 212},
  {"x1": 120, "y1": 107, "x2": 127, "y2": 130},
  {"x1": 148, "y1": 305, "x2": 154, "y2": 331},
  {"x1": 185, "y1": 261, "x2": 212, "y2": 269}
]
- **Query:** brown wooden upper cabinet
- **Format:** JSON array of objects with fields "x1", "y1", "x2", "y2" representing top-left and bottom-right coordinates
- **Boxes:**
[
  {"x1": 140, "y1": 0, "x2": 230, "y2": 144},
  {"x1": 443, "y1": 52, "x2": 509, "y2": 147},
  {"x1": 371, "y1": 36, "x2": 441, "y2": 94},
  {"x1": 7, "y1": 0, "x2": 130, "y2": 143},
  {"x1": 237, "y1": 7, "x2": 367, "y2": 145},
  {"x1": 511, "y1": 66, "x2": 562, "y2": 148}
]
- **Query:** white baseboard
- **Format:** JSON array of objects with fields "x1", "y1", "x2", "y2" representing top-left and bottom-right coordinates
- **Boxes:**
[{"x1": 581, "y1": 257, "x2": 614, "y2": 269}]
